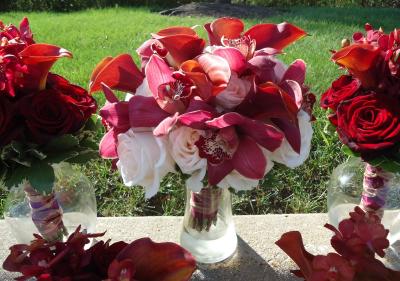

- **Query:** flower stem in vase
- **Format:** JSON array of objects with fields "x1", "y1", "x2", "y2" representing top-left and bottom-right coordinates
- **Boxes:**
[
  {"x1": 360, "y1": 163, "x2": 392, "y2": 220},
  {"x1": 24, "y1": 183, "x2": 68, "y2": 242},
  {"x1": 189, "y1": 186, "x2": 222, "y2": 232}
]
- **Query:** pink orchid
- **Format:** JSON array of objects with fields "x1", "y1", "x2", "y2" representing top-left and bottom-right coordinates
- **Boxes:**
[
  {"x1": 176, "y1": 109, "x2": 284, "y2": 185},
  {"x1": 204, "y1": 17, "x2": 307, "y2": 59}
]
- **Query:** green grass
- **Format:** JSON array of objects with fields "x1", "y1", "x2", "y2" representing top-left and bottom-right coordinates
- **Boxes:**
[{"x1": 1, "y1": 7, "x2": 399, "y2": 217}]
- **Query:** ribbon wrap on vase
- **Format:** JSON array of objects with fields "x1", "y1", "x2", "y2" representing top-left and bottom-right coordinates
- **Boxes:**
[
  {"x1": 360, "y1": 164, "x2": 392, "y2": 219},
  {"x1": 24, "y1": 183, "x2": 68, "y2": 241},
  {"x1": 189, "y1": 186, "x2": 222, "y2": 232}
]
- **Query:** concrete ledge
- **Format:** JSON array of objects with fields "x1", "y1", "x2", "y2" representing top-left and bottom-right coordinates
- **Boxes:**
[{"x1": 0, "y1": 214, "x2": 332, "y2": 281}]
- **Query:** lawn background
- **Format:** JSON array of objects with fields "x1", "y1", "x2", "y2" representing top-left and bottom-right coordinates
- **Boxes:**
[{"x1": 1, "y1": 7, "x2": 399, "y2": 217}]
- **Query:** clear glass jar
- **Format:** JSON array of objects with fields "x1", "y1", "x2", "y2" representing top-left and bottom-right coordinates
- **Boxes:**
[
  {"x1": 3, "y1": 162, "x2": 97, "y2": 244},
  {"x1": 327, "y1": 157, "x2": 400, "y2": 268},
  {"x1": 180, "y1": 186, "x2": 237, "y2": 264}
]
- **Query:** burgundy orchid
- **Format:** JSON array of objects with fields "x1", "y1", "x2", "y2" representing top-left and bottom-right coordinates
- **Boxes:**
[
  {"x1": 204, "y1": 17, "x2": 307, "y2": 59},
  {"x1": 3, "y1": 226, "x2": 196, "y2": 281},
  {"x1": 276, "y1": 207, "x2": 400, "y2": 281}
]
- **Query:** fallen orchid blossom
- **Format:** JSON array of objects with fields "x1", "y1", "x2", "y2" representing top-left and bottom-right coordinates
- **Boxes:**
[
  {"x1": 3, "y1": 226, "x2": 196, "y2": 281},
  {"x1": 276, "y1": 206, "x2": 400, "y2": 281}
]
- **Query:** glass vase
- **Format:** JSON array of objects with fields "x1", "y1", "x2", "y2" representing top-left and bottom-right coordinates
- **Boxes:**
[
  {"x1": 327, "y1": 157, "x2": 400, "y2": 268},
  {"x1": 3, "y1": 162, "x2": 97, "y2": 244},
  {"x1": 180, "y1": 185, "x2": 237, "y2": 264}
]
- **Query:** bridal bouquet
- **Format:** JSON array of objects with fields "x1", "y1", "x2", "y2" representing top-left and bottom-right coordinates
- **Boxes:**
[
  {"x1": 0, "y1": 18, "x2": 98, "y2": 241},
  {"x1": 321, "y1": 24, "x2": 400, "y2": 218},
  {"x1": 91, "y1": 17, "x2": 314, "y2": 232}
]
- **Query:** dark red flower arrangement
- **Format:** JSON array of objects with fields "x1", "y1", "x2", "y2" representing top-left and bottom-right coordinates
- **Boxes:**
[
  {"x1": 321, "y1": 23, "x2": 400, "y2": 171},
  {"x1": 276, "y1": 207, "x2": 400, "y2": 281},
  {"x1": 2, "y1": 226, "x2": 196, "y2": 281},
  {"x1": 0, "y1": 18, "x2": 98, "y2": 192}
]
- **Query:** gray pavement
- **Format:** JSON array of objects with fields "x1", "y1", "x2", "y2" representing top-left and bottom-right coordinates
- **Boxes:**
[{"x1": 0, "y1": 214, "x2": 332, "y2": 281}]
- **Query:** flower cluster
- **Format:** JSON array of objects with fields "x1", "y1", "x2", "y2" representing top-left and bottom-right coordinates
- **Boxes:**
[
  {"x1": 321, "y1": 24, "x2": 400, "y2": 170},
  {"x1": 0, "y1": 18, "x2": 98, "y2": 192},
  {"x1": 2, "y1": 226, "x2": 196, "y2": 281},
  {"x1": 276, "y1": 206, "x2": 400, "y2": 281},
  {"x1": 91, "y1": 17, "x2": 315, "y2": 197}
]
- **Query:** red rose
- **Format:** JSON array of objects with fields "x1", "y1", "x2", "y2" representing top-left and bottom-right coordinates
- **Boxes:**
[
  {"x1": 336, "y1": 92, "x2": 400, "y2": 155},
  {"x1": 47, "y1": 73, "x2": 97, "y2": 119},
  {"x1": 19, "y1": 89, "x2": 87, "y2": 144},
  {"x1": 320, "y1": 75, "x2": 360, "y2": 111}
]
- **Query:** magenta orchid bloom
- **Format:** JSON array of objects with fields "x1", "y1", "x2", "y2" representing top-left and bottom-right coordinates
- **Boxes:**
[{"x1": 205, "y1": 17, "x2": 307, "y2": 59}]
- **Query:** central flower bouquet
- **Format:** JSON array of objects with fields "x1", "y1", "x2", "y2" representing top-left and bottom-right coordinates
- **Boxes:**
[{"x1": 91, "y1": 17, "x2": 314, "y2": 261}]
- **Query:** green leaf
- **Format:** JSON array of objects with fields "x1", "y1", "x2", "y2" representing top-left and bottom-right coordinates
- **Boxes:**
[
  {"x1": 26, "y1": 148, "x2": 47, "y2": 160},
  {"x1": 25, "y1": 161, "x2": 55, "y2": 194},
  {"x1": 11, "y1": 141, "x2": 25, "y2": 155},
  {"x1": 45, "y1": 135, "x2": 79, "y2": 152},
  {"x1": 46, "y1": 151, "x2": 79, "y2": 164},
  {"x1": 341, "y1": 145, "x2": 360, "y2": 157},
  {"x1": 67, "y1": 150, "x2": 98, "y2": 164}
]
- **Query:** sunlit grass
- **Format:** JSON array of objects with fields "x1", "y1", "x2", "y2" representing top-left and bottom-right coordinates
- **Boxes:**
[{"x1": 0, "y1": 7, "x2": 399, "y2": 216}]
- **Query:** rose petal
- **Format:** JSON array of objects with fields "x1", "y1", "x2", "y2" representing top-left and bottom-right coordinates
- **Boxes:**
[
  {"x1": 244, "y1": 22, "x2": 307, "y2": 50},
  {"x1": 89, "y1": 54, "x2": 144, "y2": 94},
  {"x1": 197, "y1": 53, "x2": 231, "y2": 92},
  {"x1": 232, "y1": 136, "x2": 266, "y2": 179},
  {"x1": 153, "y1": 113, "x2": 179, "y2": 136},
  {"x1": 115, "y1": 238, "x2": 196, "y2": 281}
]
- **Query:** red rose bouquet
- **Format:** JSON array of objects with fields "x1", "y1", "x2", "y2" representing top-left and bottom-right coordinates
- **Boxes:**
[
  {"x1": 276, "y1": 207, "x2": 400, "y2": 281},
  {"x1": 2, "y1": 226, "x2": 196, "y2": 281},
  {"x1": 0, "y1": 18, "x2": 98, "y2": 242},
  {"x1": 321, "y1": 24, "x2": 400, "y2": 220}
]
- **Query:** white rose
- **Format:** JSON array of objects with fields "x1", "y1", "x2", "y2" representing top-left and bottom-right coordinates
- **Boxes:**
[
  {"x1": 125, "y1": 78, "x2": 151, "y2": 101},
  {"x1": 169, "y1": 126, "x2": 207, "y2": 192},
  {"x1": 116, "y1": 129, "x2": 175, "y2": 198},
  {"x1": 217, "y1": 156, "x2": 274, "y2": 191},
  {"x1": 215, "y1": 72, "x2": 251, "y2": 110},
  {"x1": 269, "y1": 110, "x2": 313, "y2": 168}
]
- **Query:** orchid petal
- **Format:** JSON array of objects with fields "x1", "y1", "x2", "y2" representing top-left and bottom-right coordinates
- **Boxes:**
[
  {"x1": 115, "y1": 238, "x2": 196, "y2": 281},
  {"x1": 208, "y1": 18, "x2": 244, "y2": 45},
  {"x1": 275, "y1": 231, "x2": 314, "y2": 280},
  {"x1": 99, "y1": 101, "x2": 130, "y2": 131},
  {"x1": 247, "y1": 55, "x2": 281, "y2": 84},
  {"x1": 89, "y1": 54, "x2": 144, "y2": 94},
  {"x1": 19, "y1": 43, "x2": 72, "y2": 90},
  {"x1": 207, "y1": 160, "x2": 234, "y2": 185},
  {"x1": 282, "y1": 59, "x2": 306, "y2": 85},
  {"x1": 101, "y1": 83, "x2": 119, "y2": 103},
  {"x1": 145, "y1": 55, "x2": 174, "y2": 98},
  {"x1": 186, "y1": 97, "x2": 218, "y2": 114},
  {"x1": 99, "y1": 129, "x2": 119, "y2": 159},
  {"x1": 19, "y1": 17, "x2": 33, "y2": 43},
  {"x1": 232, "y1": 136, "x2": 266, "y2": 179},
  {"x1": 136, "y1": 39, "x2": 156, "y2": 69},
  {"x1": 244, "y1": 22, "x2": 307, "y2": 50},
  {"x1": 212, "y1": 47, "x2": 247, "y2": 74},
  {"x1": 272, "y1": 117, "x2": 301, "y2": 154},
  {"x1": 178, "y1": 110, "x2": 214, "y2": 129},
  {"x1": 128, "y1": 95, "x2": 171, "y2": 128},
  {"x1": 280, "y1": 80, "x2": 303, "y2": 110}
]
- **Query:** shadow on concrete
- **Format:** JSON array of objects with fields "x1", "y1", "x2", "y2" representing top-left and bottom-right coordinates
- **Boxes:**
[{"x1": 191, "y1": 236, "x2": 295, "y2": 281}]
